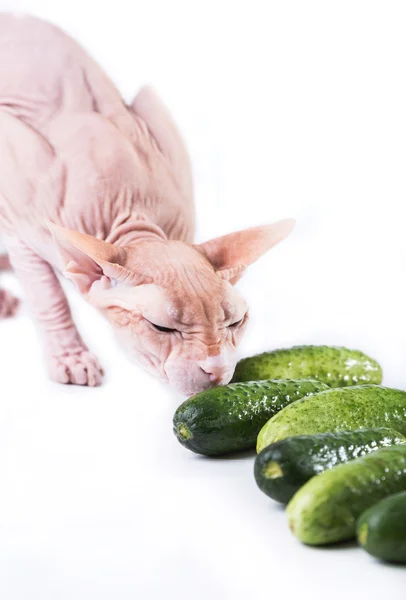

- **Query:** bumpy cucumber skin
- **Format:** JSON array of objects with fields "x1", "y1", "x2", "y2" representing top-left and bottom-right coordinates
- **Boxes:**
[
  {"x1": 357, "y1": 492, "x2": 406, "y2": 563},
  {"x1": 231, "y1": 345, "x2": 382, "y2": 388},
  {"x1": 287, "y1": 445, "x2": 406, "y2": 545},
  {"x1": 173, "y1": 379, "x2": 329, "y2": 456},
  {"x1": 254, "y1": 428, "x2": 406, "y2": 504},
  {"x1": 257, "y1": 385, "x2": 406, "y2": 452}
]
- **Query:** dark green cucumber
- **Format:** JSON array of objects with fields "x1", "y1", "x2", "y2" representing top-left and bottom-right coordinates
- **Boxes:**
[
  {"x1": 232, "y1": 345, "x2": 382, "y2": 388},
  {"x1": 287, "y1": 445, "x2": 406, "y2": 545},
  {"x1": 173, "y1": 379, "x2": 329, "y2": 456},
  {"x1": 357, "y1": 492, "x2": 406, "y2": 563},
  {"x1": 254, "y1": 428, "x2": 406, "y2": 504},
  {"x1": 257, "y1": 385, "x2": 406, "y2": 452}
]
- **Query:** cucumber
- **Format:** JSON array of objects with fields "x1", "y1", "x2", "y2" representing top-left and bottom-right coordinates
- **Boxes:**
[
  {"x1": 257, "y1": 384, "x2": 406, "y2": 452},
  {"x1": 357, "y1": 492, "x2": 406, "y2": 563},
  {"x1": 287, "y1": 445, "x2": 406, "y2": 545},
  {"x1": 254, "y1": 428, "x2": 406, "y2": 504},
  {"x1": 173, "y1": 379, "x2": 329, "y2": 456},
  {"x1": 231, "y1": 345, "x2": 382, "y2": 388}
]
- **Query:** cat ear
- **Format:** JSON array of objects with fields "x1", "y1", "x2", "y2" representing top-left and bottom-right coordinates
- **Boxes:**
[
  {"x1": 130, "y1": 86, "x2": 193, "y2": 204},
  {"x1": 195, "y1": 219, "x2": 295, "y2": 285},
  {"x1": 48, "y1": 224, "x2": 150, "y2": 294}
]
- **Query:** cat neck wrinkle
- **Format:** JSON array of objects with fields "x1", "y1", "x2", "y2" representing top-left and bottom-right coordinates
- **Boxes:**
[{"x1": 105, "y1": 215, "x2": 167, "y2": 247}]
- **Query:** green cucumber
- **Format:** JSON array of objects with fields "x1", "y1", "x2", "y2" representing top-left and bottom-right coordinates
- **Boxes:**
[
  {"x1": 257, "y1": 385, "x2": 406, "y2": 452},
  {"x1": 287, "y1": 445, "x2": 406, "y2": 545},
  {"x1": 173, "y1": 379, "x2": 329, "y2": 456},
  {"x1": 254, "y1": 428, "x2": 406, "y2": 504},
  {"x1": 357, "y1": 492, "x2": 406, "y2": 563},
  {"x1": 231, "y1": 345, "x2": 382, "y2": 388}
]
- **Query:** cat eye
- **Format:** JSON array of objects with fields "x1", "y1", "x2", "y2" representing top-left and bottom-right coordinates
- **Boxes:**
[
  {"x1": 228, "y1": 316, "x2": 245, "y2": 328},
  {"x1": 146, "y1": 319, "x2": 177, "y2": 333}
]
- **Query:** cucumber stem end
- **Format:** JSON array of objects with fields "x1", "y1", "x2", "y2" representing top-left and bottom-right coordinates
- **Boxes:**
[
  {"x1": 177, "y1": 423, "x2": 192, "y2": 441},
  {"x1": 263, "y1": 461, "x2": 283, "y2": 479},
  {"x1": 358, "y1": 523, "x2": 368, "y2": 546}
]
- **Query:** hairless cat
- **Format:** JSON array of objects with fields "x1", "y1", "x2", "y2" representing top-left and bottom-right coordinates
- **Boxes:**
[{"x1": 0, "y1": 14, "x2": 294, "y2": 395}]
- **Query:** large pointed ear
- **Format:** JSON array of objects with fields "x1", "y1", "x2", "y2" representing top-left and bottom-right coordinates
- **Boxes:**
[
  {"x1": 129, "y1": 86, "x2": 193, "y2": 203},
  {"x1": 48, "y1": 224, "x2": 150, "y2": 294},
  {"x1": 194, "y1": 219, "x2": 295, "y2": 284}
]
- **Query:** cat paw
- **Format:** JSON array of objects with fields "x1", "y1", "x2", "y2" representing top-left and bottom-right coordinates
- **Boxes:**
[
  {"x1": 0, "y1": 289, "x2": 20, "y2": 319},
  {"x1": 47, "y1": 349, "x2": 104, "y2": 387}
]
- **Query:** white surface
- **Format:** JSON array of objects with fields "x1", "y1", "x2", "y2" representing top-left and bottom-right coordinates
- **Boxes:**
[
  {"x1": 1, "y1": 281, "x2": 406, "y2": 600},
  {"x1": 1, "y1": 0, "x2": 406, "y2": 598}
]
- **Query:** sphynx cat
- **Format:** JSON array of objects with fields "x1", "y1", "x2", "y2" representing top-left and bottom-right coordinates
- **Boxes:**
[{"x1": 0, "y1": 14, "x2": 294, "y2": 395}]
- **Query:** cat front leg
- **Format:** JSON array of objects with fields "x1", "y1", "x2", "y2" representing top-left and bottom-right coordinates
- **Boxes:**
[{"x1": 7, "y1": 239, "x2": 104, "y2": 386}]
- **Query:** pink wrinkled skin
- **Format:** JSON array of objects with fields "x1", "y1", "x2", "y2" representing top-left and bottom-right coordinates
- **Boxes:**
[{"x1": 0, "y1": 14, "x2": 294, "y2": 395}]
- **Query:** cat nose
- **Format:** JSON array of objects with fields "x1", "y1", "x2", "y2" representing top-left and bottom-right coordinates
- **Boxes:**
[{"x1": 200, "y1": 365, "x2": 227, "y2": 384}]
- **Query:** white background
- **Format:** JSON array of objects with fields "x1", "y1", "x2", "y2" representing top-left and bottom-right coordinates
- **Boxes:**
[{"x1": 1, "y1": 1, "x2": 406, "y2": 598}]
